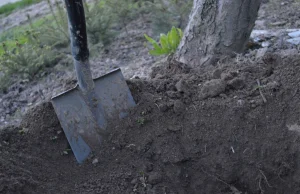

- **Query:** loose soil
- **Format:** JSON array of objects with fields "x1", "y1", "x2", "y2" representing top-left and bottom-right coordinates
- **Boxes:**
[
  {"x1": 1, "y1": 0, "x2": 300, "y2": 194},
  {"x1": 1, "y1": 0, "x2": 299, "y2": 127},
  {"x1": 1, "y1": 52, "x2": 300, "y2": 193}
]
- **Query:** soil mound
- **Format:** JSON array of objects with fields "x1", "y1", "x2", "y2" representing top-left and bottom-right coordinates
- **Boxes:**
[{"x1": 1, "y1": 53, "x2": 300, "y2": 194}]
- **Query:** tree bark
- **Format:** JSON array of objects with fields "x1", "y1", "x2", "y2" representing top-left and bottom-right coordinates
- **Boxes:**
[{"x1": 174, "y1": 0, "x2": 261, "y2": 67}]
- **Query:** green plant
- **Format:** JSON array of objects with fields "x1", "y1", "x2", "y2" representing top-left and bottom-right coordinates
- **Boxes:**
[
  {"x1": 50, "y1": 136, "x2": 58, "y2": 142},
  {"x1": 0, "y1": 31, "x2": 59, "y2": 81},
  {"x1": 83, "y1": 0, "x2": 117, "y2": 46},
  {"x1": 137, "y1": 117, "x2": 145, "y2": 125},
  {"x1": 0, "y1": 10, "x2": 55, "y2": 57},
  {"x1": 36, "y1": 0, "x2": 69, "y2": 48},
  {"x1": 37, "y1": 0, "x2": 119, "y2": 48},
  {"x1": 106, "y1": 0, "x2": 141, "y2": 34},
  {"x1": 144, "y1": 26, "x2": 183, "y2": 56},
  {"x1": 0, "y1": 74, "x2": 12, "y2": 92},
  {"x1": 0, "y1": 26, "x2": 30, "y2": 57},
  {"x1": 18, "y1": 128, "x2": 29, "y2": 134}
]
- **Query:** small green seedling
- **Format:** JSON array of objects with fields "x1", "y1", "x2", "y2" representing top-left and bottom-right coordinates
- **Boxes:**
[
  {"x1": 50, "y1": 136, "x2": 58, "y2": 142},
  {"x1": 18, "y1": 128, "x2": 29, "y2": 134},
  {"x1": 137, "y1": 117, "x2": 145, "y2": 126},
  {"x1": 144, "y1": 26, "x2": 183, "y2": 56}
]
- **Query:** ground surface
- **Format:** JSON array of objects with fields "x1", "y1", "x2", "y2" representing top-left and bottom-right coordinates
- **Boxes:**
[
  {"x1": 1, "y1": 0, "x2": 300, "y2": 194},
  {"x1": 2, "y1": 52, "x2": 300, "y2": 194}
]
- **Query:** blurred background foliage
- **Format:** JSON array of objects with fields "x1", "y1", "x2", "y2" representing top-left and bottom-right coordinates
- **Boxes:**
[{"x1": 0, "y1": 0, "x2": 193, "y2": 91}]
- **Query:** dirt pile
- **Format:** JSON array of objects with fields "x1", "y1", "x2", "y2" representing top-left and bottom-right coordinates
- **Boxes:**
[
  {"x1": 1, "y1": 0, "x2": 299, "y2": 128},
  {"x1": 1, "y1": 52, "x2": 300, "y2": 193}
]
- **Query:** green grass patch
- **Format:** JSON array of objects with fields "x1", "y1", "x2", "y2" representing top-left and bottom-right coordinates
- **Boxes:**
[{"x1": 0, "y1": 0, "x2": 42, "y2": 16}]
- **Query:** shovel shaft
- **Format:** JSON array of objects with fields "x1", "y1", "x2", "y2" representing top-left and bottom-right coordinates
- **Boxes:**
[
  {"x1": 65, "y1": 0, "x2": 94, "y2": 93},
  {"x1": 65, "y1": 0, "x2": 89, "y2": 61},
  {"x1": 52, "y1": 0, "x2": 136, "y2": 164}
]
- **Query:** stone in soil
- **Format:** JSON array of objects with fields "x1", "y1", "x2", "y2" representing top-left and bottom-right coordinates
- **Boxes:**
[{"x1": 200, "y1": 79, "x2": 226, "y2": 99}]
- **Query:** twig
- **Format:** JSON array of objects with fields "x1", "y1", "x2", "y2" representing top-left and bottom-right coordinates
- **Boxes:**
[
  {"x1": 201, "y1": 168, "x2": 242, "y2": 194},
  {"x1": 231, "y1": 146, "x2": 235, "y2": 153},
  {"x1": 126, "y1": 144, "x2": 136, "y2": 148},
  {"x1": 258, "y1": 176, "x2": 264, "y2": 194},
  {"x1": 192, "y1": 105, "x2": 197, "y2": 111},
  {"x1": 259, "y1": 170, "x2": 272, "y2": 188},
  {"x1": 154, "y1": 103, "x2": 160, "y2": 110},
  {"x1": 256, "y1": 79, "x2": 267, "y2": 103}
]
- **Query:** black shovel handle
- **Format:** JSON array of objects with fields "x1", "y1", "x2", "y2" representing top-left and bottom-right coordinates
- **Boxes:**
[
  {"x1": 64, "y1": 0, "x2": 94, "y2": 94},
  {"x1": 64, "y1": 0, "x2": 89, "y2": 61}
]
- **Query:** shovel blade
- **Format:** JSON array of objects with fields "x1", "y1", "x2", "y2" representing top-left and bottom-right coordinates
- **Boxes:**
[{"x1": 52, "y1": 68, "x2": 136, "y2": 163}]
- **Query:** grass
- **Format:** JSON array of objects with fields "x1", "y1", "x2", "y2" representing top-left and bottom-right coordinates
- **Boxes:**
[{"x1": 0, "y1": 0, "x2": 42, "y2": 16}]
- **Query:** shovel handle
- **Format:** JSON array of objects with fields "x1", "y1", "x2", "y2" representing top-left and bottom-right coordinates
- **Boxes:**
[
  {"x1": 64, "y1": 0, "x2": 89, "y2": 61},
  {"x1": 65, "y1": 0, "x2": 94, "y2": 93}
]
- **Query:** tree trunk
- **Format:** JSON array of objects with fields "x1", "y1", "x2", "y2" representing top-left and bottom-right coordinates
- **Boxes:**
[{"x1": 174, "y1": 0, "x2": 261, "y2": 67}]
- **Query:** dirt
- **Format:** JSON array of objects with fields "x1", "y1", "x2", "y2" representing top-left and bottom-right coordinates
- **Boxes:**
[
  {"x1": 0, "y1": 0, "x2": 299, "y2": 127},
  {"x1": 0, "y1": 16, "x2": 157, "y2": 127},
  {"x1": 256, "y1": 0, "x2": 300, "y2": 30},
  {"x1": 1, "y1": 51, "x2": 300, "y2": 193},
  {"x1": 1, "y1": 1, "x2": 300, "y2": 194}
]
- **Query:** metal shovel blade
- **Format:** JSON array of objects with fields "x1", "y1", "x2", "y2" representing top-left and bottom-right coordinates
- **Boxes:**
[{"x1": 52, "y1": 68, "x2": 136, "y2": 163}]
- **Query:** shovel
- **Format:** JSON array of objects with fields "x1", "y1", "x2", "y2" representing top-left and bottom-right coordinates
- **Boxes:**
[{"x1": 51, "y1": 0, "x2": 136, "y2": 163}]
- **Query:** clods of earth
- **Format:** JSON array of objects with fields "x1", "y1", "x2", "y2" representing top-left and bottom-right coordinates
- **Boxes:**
[
  {"x1": 2, "y1": 0, "x2": 300, "y2": 193},
  {"x1": 1, "y1": 52, "x2": 300, "y2": 193},
  {"x1": 2, "y1": 0, "x2": 300, "y2": 128}
]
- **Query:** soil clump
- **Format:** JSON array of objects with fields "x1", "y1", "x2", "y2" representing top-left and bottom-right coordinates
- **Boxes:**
[{"x1": 1, "y1": 53, "x2": 300, "y2": 193}]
